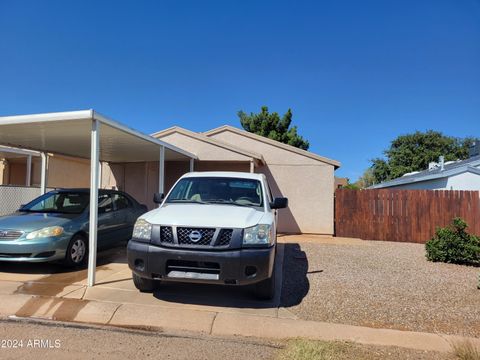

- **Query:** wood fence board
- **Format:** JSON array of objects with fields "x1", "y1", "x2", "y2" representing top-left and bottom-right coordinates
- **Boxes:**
[{"x1": 334, "y1": 189, "x2": 480, "y2": 243}]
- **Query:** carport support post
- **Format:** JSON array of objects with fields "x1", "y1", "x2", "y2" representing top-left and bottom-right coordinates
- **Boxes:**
[
  {"x1": 25, "y1": 155, "x2": 32, "y2": 186},
  {"x1": 189, "y1": 158, "x2": 194, "y2": 172},
  {"x1": 159, "y1": 145, "x2": 165, "y2": 196},
  {"x1": 40, "y1": 152, "x2": 47, "y2": 194},
  {"x1": 250, "y1": 160, "x2": 254, "y2": 173},
  {"x1": 88, "y1": 119, "x2": 100, "y2": 287}
]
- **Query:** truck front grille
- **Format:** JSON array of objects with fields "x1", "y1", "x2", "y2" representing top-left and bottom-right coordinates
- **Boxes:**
[
  {"x1": 177, "y1": 227, "x2": 215, "y2": 246},
  {"x1": 216, "y1": 229, "x2": 233, "y2": 246},
  {"x1": 160, "y1": 226, "x2": 174, "y2": 243},
  {"x1": 157, "y1": 226, "x2": 234, "y2": 248}
]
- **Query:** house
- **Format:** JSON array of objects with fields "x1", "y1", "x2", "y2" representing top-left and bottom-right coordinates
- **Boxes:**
[
  {"x1": 151, "y1": 125, "x2": 340, "y2": 234},
  {"x1": 369, "y1": 145, "x2": 480, "y2": 190},
  {"x1": 1, "y1": 122, "x2": 341, "y2": 235}
]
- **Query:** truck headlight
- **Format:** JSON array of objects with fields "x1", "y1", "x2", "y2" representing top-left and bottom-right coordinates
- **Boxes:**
[
  {"x1": 26, "y1": 226, "x2": 64, "y2": 240},
  {"x1": 243, "y1": 224, "x2": 273, "y2": 246},
  {"x1": 133, "y1": 219, "x2": 152, "y2": 240}
]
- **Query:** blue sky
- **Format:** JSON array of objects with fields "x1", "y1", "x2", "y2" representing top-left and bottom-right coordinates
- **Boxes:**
[{"x1": 1, "y1": 0, "x2": 479, "y2": 180}]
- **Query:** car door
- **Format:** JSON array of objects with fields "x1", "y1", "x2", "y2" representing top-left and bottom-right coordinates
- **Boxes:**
[
  {"x1": 111, "y1": 193, "x2": 136, "y2": 242},
  {"x1": 97, "y1": 194, "x2": 116, "y2": 247}
]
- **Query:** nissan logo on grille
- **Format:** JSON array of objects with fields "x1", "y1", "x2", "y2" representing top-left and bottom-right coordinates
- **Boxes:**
[{"x1": 188, "y1": 230, "x2": 203, "y2": 243}]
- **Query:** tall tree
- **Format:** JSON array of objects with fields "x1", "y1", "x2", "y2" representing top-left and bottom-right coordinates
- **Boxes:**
[
  {"x1": 369, "y1": 130, "x2": 475, "y2": 183},
  {"x1": 238, "y1": 106, "x2": 310, "y2": 150}
]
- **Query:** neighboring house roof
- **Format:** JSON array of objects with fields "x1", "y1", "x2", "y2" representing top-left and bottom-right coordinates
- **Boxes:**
[
  {"x1": 204, "y1": 125, "x2": 341, "y2": 168},
  {"x1": 369, "y1": 155, "x2": 480, "y2": 189},
  {"x1": 151, "y1": 126, "x2": 265, "y2": 164}
]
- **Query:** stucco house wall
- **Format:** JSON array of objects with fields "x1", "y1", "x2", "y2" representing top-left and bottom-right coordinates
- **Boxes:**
[{"x1": 205, "y1": 127, "x2": 338, "y2": 234}]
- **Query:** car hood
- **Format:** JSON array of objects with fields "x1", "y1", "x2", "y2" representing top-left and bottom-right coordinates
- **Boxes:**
[
  {"x1": 141, "y1": 203, "x2": 266, "y2": 229},
  {"x1": 0, "y1": 212, "x2": 77, "y2": 231}
]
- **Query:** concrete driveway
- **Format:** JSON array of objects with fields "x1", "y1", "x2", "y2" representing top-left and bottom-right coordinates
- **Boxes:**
[{"x1": 0, "y1": 241, "x2": 295, "y2": 319}]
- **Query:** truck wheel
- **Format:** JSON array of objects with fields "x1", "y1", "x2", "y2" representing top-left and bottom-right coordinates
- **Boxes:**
[
  {"x1": 132, "y1": 272, "x2": 157, "y2": 292},
  {"x1": 254, "y1": 271, "x2": 276, "y2": 300}
]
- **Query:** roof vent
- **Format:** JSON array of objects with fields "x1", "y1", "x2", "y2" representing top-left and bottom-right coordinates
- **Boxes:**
[
  {"x1": 469, "y1": 141, "x2": 479, "y2": 158},
  {"x1": 439, "y1": 156, "x2": 445, "y2": 171}
]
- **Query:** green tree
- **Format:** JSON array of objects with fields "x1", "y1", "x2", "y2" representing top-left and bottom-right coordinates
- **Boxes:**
[
  {"x1": 369, "y1": 130, "x2": 475, "y2": 183},
  {"x1": 356, "y1": 168, "x2": 376, "y2": 188},
  {"x1": 238, "y1": 106, "x2": 310, "y2": 150}
]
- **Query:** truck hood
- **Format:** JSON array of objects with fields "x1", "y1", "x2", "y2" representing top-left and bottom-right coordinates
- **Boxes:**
[
  {"x1": 0, "y1": 212, "x2": 77, "y2": 232},
  {"x1": 141, "y1": 203, "x2": 266, "y2": 229}
]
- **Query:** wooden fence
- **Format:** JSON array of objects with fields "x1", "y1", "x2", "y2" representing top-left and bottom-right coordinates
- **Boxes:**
[{"x1": 335, "y1": 189, "x2": 480, "y2": 243}]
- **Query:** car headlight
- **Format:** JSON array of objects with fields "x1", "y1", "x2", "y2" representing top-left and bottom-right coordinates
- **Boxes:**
[
  {"x1": 26, "y1": 226, "x2": 64, "y2": 240},
  {"x1": 243, "y1": 224, "x2": 273, "y2": 246},
  {"x1": 133, "y1": 219, "x2": 152, "y2": 240}
]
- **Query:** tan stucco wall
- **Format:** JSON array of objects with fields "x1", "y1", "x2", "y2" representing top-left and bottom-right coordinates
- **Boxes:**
[
  {"x1": 46, "y1": 155, "x2": 90, "y2": 188},
  {"x1": 207, "y1": 130, "x2": 335, "y2": 234},
  {"x1": 157, "y1": 132, "x2": 252, "y2": 161}
]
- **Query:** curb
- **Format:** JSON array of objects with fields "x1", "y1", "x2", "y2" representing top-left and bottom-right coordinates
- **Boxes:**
[{"x1": 1, "y1": 293, "x2": 478, "y2": 353}]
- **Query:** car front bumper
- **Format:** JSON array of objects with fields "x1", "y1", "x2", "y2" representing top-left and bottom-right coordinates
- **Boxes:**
[
  {"x1": 127, "y1": 240, "x2": 275, "y2": 285},
  {"x1": 0, "y1": 236, "x2": 69, "y2": 262}
]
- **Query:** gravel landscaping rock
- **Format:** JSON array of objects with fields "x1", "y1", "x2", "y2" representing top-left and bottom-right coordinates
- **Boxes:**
[{"x1": 280, "y1": 238, "x2": 480, "y2": 337}]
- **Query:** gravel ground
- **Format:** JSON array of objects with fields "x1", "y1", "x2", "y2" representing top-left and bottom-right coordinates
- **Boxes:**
[{"x1": 280, "y1": 239, "x2": 480, "y2": 337}]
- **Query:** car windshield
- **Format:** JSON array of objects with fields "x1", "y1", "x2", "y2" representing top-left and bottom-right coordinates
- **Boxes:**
[
  {"x1": 20, "y1": 192, "x2": 90, "y2": 214},
  {"x1": 166, "y1": 177, "x2": 264, "y2": 208}
]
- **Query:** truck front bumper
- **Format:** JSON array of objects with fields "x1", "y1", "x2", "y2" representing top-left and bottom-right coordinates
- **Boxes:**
[{"x1": 127, "y1": 240, "x2": 275, "y2": 285}]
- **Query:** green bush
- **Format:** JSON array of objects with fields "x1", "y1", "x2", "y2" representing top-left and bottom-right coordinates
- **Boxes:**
[{"x1": 425, "y1": 218, "x2": 480, "y2": 266}]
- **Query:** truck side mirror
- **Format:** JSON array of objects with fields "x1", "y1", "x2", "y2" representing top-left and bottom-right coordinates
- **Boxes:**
[
  {"x1": 270, "y1": 197, "x2": 288, "y2": 209},
  {"x1": 153, "y1": 193, "x2": 165, "y2": 204}
]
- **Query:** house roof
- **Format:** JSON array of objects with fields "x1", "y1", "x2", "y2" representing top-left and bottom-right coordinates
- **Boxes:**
[
  {"x1": 204, "y1": 125, "x2": 341, "y2": 168},
  {"x1": 151, "y1": 126, "x2": 265, "y2": 163},
  {"x1": 369, "y1": 155, "x2": 480, "y2": 189}
]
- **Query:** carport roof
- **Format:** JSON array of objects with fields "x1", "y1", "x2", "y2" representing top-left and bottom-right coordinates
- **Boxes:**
[{"x1": 0, "y1": 110, "x2": 196, "y2": 162}]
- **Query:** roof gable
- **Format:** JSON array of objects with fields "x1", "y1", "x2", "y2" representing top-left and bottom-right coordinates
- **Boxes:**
[
  {"x1": 204, "y1": 125, "x2": 340, "y2": 168},
  {"x1": 152, "y1": 126, "x2": 264, "y2": 163}
]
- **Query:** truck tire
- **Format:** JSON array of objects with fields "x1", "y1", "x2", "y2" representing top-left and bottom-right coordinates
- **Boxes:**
[
  {"x1": 254, "y1": 270, "x2": 276, "y2": 300},
  {"x1": 132, "y1": 272, "x2": 157, "y2": 292}
]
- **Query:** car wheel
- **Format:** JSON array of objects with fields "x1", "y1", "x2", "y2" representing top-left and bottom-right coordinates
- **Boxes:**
[
  {"x1": 254, "y1": 269, "x2": 276, "y2": 300},
  {"x1": 64, "y1": 234, "x2": 88, "y2": 267},
  {"x1": 132, "y1": 272, "x2": 158, "y2": 292}
]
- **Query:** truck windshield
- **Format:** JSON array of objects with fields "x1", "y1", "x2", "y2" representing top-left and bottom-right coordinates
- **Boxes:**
[{"x1": 166, "y1": 177, "x2": 264, "y2": 208}]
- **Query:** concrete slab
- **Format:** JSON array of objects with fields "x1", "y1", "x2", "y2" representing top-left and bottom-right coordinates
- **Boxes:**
[{"x1": 109, "y1": 303, "x2": 216, "y2": 333}]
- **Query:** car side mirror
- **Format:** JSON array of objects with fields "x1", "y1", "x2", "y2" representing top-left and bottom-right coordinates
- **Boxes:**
[
  {"x1": 153, "y1": 193, "x2": 165, "y2": 204},
  {"x1": 270, "y1": 197, "x2": 288, "y2": 209}
]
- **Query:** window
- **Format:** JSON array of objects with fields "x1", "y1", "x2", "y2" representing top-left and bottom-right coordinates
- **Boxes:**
[
  {"x1": 113, "y1": 193, "x2": 131, "y2": 210},
  {"x1": 167, "y1": 177, "x2": 264, "y2": 208},
  {"x1": 22, "y1": 192, "x2": 89, "y2": 214},
  {"x1": 98, "y1": 194, "x2": 113, "y2": 214}
]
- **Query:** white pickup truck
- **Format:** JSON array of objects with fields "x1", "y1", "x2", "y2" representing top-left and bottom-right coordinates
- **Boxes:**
[{"x1": 127, "y1": 171, "x2": 288, "y2": 299}]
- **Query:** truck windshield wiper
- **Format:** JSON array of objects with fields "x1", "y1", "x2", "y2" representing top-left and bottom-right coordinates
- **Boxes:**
[
  {"x1": 206, "y1": 200, "x2": 252, "y2": 207},
  {"x1": 167, "y1": 199, "x2": 207, "y2": 204}
]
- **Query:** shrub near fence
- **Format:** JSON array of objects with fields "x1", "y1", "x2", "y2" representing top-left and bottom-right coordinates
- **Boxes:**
[{"x1": 335, "y1": 189, "x2": 480, "y2": 243}]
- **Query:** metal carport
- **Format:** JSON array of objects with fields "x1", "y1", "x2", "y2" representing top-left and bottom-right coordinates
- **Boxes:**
[{"x1": 0, "y1": 110, "x2": 196, "y2": 286}]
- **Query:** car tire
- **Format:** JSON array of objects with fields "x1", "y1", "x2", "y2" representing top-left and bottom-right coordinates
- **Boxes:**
[
  {"x1": 132, "y1": 272, "x2": 157, "y2": 292},
  {"x1": 254, "y1": 269, "x2": 276, "y2": 300},
  {"x1": 63, "y1": 234, "x2": 88, "y2": 267}
]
